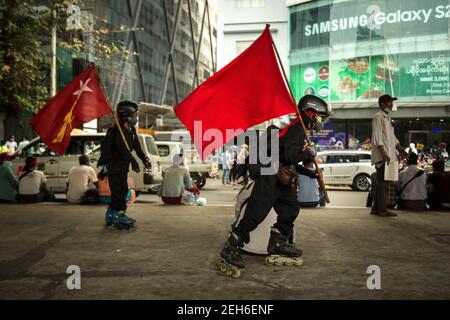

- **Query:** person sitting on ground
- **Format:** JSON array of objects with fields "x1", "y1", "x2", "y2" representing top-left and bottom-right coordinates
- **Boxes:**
[
  {"x1": 0, "y1": 153, "x2": 17, "y2": 203},
  {"x1": 66, "y1": 155, "x2": 99, "y2": 204},
  {"x1": 17, "y1": 157, "x2": 53, "y2": 203},
  {"x1": 98, "y1": 173, "x2": 137, "y2": 205},
  {"x1": 426, "y1": 159, "x2": 450, "y2": 210},
  {"x1": 297, "y1": 158, "x2": 324, "y2": 208},
  {"x1": 158, "y1": 154, "x2": 199, "y2": 205},
  {"x1": 396, "y1": 152, "x2": 427, "y2": 211}
]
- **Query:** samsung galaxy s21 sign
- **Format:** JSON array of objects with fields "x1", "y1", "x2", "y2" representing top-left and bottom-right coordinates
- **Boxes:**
[{"x1": 303, "y1": 3, "x2": 450, "y2": 37}]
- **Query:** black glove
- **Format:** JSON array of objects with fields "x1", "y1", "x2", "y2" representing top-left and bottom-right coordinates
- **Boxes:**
[
  {"x1": 304, "y1": 146, "x2": 316, "y2": 159},
  {"x1": 143, "y1": 156, "x2": 152, "y2": 169},
  {"x1": 130, "y1": 157, "x2": 140, "y2": 173}
]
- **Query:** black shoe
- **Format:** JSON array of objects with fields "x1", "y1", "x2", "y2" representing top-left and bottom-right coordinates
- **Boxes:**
[
  {"x1": 267, "y1": 228, "x2": 303, "y2": 257},
  {"x1": 220, "y1": 232, "x2": 245, "y2": 269}
]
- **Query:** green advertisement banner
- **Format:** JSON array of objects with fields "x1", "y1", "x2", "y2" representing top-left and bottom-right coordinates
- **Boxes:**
[{"x1": 290, "y1": 50, "x2": 450, "y2": 102}]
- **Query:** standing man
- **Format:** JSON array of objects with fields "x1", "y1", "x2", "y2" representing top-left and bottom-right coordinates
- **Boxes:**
[
  {"x1": 98, "y1": 101, "x2": 151, "y2": 229},
  {"x1": 220, "y1": 148, "x2": 232, "y2": 186},
  {"x1": 6, "y1": 136, "x2": 17, "y2": 154},
  {"x1": 371, "y1": 94, "x2": 408, "y2": 217}
]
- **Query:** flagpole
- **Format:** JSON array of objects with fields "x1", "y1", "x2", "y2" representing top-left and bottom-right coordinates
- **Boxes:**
[
  {"x1": 267, "y1": 26, "x2": 330, "y2": 203},
  {"x1": 92, "y1": 64, "x2": 131, "y2": 152}
]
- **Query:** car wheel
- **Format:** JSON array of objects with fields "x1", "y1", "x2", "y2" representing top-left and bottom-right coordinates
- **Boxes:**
[
  {"x1": 190, "y1": 172, "x2": 201, "y2": 188},
  {"x1": 198, "y1": 177, "x2": 206, "y2": 189},
  {"x1": 353, "y1": 174, "x2": 371, "y2": 192}
]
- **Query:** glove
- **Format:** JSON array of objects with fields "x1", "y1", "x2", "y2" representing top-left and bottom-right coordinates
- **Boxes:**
[
  {"x1": 143, "y1": 156, "x2": 152, "y2": 169},
  {"x1": 304, "y1": 146, "x2": 316, "y2": 159},
  {"x1": 130, "y1": 157, "x2": 140, "y2": 173}
]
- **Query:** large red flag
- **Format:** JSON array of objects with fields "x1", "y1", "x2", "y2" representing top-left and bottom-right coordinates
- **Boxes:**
[
  {"x1": 174, "y1": 26, "x2": 296, "y2": 159},
  {"x1": 31, "y1": 65, "x2": 112, "y2": 154}
]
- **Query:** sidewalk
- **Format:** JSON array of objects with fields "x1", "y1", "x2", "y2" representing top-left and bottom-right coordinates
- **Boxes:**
[{"x1": 1, "y1": 196, "x2": 449, "y2": 300}]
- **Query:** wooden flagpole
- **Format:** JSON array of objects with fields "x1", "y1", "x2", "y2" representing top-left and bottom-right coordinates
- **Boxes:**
[
  {"x1": 92, "y1": 64, "x2": 131, "y2": 152},
  {"x1": 267, "y1": 26, "x2": 330, "y2": 203}
]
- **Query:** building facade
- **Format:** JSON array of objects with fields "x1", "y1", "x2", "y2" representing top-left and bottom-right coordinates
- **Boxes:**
[
  {"x1": 59, "y1": 0, "x2": 217, "y2": 108},
  {"x1": 218, "y1": 0, "x2": 289, "y2": 73},
  {"x1": 288, "y1": 0, "x2": 450, "y2": 152}
]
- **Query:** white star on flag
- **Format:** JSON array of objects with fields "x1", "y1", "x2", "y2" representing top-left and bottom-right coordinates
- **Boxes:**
[{"x1": 73, "y1": 78, "x2": 94, "y2": 98}]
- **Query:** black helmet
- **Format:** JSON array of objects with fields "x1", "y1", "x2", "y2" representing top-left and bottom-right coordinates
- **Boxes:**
[
  {"x1": 298, "y1": 95, "x2": 331, "y2": 131},
  {"x1": 298, "y1": 95, "x2": 331, "y2": 117},
  {"x1": 117, "y1": 100, "x2": 138, "y2": 118}
]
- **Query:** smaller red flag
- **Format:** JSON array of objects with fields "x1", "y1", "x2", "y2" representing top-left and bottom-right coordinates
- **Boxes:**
[{"x1": 31, "y1": 65, "x2": 112, "y2": 154}]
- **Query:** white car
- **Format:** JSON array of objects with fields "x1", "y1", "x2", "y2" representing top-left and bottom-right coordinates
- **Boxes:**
[
  {"x1": 11, "y1": 131, "x2": 162, "y2": 193},
  {"x1": 316, "y1": 150, "x2": 375, "y2": 192}
]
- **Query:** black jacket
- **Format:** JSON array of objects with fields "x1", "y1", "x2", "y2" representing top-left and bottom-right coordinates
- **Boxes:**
[
  {"x1": 98, "y1": 126, "x2": 147, "y2": 174},
  {"x1": 279, "y1": 123, "x2": 309, "y2": 166},
  {"x1": 247, "y1": 123, "x2": 312, "y2": 179}
]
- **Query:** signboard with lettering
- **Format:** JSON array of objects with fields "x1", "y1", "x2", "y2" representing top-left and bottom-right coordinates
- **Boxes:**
[
  {"x1": 291, "y1": 51, "x2": 450, "y2": 102},
  {"x1": 291, "y1": 0, "x2": 450, "y2": 49}
]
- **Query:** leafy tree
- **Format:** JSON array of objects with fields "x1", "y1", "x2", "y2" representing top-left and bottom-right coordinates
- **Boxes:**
[
  {"x1": 0, "y1": 0, "x2": 139, "y2": 139},
  {"x1": 0, "y1": 0, "x2": 49, "y2": 118}
]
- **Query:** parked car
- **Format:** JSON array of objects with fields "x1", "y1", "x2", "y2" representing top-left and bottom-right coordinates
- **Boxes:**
[
  {"x1": 316, "y1": 150, "x2": 375, "y2": 192},
  {"x1": 11, "y1": 131, "x2": 162, "y2": 193}
]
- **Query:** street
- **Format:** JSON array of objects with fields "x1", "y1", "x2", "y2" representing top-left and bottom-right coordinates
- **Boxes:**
[{"x1": 1, "y1": 179, "x2": 449, "y2": 299}]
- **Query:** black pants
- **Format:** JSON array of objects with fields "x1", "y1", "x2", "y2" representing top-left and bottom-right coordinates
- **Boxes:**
[
  {"x1": 108, "y1": 173, "x2": 128, "y2": 212},
  {"x1": 234, "y1": 175, "x2": 300, "y2": 243}
]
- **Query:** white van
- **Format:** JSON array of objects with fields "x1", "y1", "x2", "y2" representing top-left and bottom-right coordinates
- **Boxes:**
[
  {"x1": 155, "y1": 141, "x2": 184, "y2": 173},
  {"x1": 11, "y1": 131, "x2": 162, "y2": 193}
]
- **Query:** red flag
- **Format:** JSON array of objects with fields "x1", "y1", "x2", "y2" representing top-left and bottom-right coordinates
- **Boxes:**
[
  {"x1": 174, "y1": 26, "x2": 296, "y2": 159},
  {"x1": 31, "y1": 65, "x2": 112, "y2": 154}
]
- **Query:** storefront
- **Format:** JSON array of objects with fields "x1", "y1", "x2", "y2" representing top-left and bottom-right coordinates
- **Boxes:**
[{"x1": 288, "y1": 0, "x2": 450, "y2": 152}]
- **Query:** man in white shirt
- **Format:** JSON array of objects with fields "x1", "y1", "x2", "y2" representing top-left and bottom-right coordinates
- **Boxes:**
[
  {"x1": 371, "y1": 94, "x2": 408, "y2": 217},
  {"x1": 159, "y1": 154, "x2": 197, "y2": 204},
  {"x1": 397, "y1": 152, "x2": 427, "y2": 211},
  {"x1": 6, "y1": 136, "x2": 17, "y2": 154},
  {"x1": 67, "y1": 155, "x2": 99, "y2": 204},
  {"x1": 17, "y1": 157, "x2": 52, "y2": 203},
  {"x1": 18, "y1": 137, "x2": 30, "y2": 149}
]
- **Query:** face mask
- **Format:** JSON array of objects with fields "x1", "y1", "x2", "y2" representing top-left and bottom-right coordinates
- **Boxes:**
[
  {"x1": 312, "y1": 117, "x2": 324, "y2": 132},
  {"x1": 383, "y1": 107, "x2": 391, "y2": 114},
  {"x1": 127, "y1": 116, "x2": 138, "y2": 126},
  {"x1": 3, "y1": 161, "x2": 12, "y2": 167}
]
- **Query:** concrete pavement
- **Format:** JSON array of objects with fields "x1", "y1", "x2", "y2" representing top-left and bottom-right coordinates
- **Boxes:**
[{"x1": 1, "y1": 180, "x2": 449, "y2": 299}]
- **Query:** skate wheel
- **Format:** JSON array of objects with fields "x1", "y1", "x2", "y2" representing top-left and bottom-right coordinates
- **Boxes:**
[
  {"x1": 293, "y1": 258, "x2": 304, "y2": 266},
  {"x1": 265, "y1": 256, "x2": 275, "y2": 265},
  {"x1": 274, "y1": 259, "x2": 284, "y2": 266},
  {"x1": 226, "y1": 270, "x2": 233, "y2": 277},
  {"x1": 218, "y1": 265, "x2": 226, "y2": 273},
  {"x1": 232, "y1": 269, "x2": 241, "y2": 278},
  {"x1": 284, "y1": 260, "x2": 294, "y2": 266}
]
